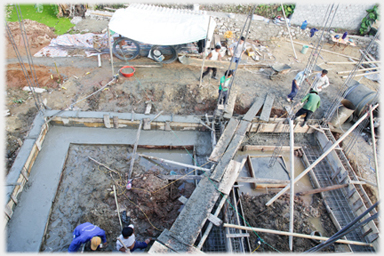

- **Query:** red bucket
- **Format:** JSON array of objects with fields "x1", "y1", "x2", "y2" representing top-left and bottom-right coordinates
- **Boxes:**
[{"x1": 119, "y1": 66, "x2": 135, "y2": 77}]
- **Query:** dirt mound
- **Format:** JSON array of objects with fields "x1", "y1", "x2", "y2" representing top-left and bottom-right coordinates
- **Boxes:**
[
  {"x1": 6, "y1": 20, "x2": 56, "y2": 58},
  {"x1": 241, "y1": 193, "x2": 337, "y2": 252}
]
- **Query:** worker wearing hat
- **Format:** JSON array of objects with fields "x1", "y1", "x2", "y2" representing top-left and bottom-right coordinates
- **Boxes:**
[
  {"x1": 68, "y1": 222, "x2": 107, "y2": 252},
  {"x1": 292, "y1": 89, "x2": 321, "y2": 127}
]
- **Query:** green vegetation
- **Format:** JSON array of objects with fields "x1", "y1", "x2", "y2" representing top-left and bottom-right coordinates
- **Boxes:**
[
  {"x1": 6, "y1": 4, "x2": 74, "y2": 35},
  {"x1": 277, "y1": 4, "x2": 295, "y2": 17},
  {"x1": 359, "y1": 5, "x2": 380, "y2": 35}
]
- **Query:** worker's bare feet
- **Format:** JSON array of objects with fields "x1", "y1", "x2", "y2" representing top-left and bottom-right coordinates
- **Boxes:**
[{"x1": 145, "y1": 239, "x2": 150, "y2": 244}]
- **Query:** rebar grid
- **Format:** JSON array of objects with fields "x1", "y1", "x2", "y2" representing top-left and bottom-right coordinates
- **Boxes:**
[{"x1": 303, "y1": 146, "x2": 373, "y2": 252}]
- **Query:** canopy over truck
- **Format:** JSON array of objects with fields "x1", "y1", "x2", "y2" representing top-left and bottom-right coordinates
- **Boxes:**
[{"x1": 108, "y1": 4, "x2": 216, "y2": 46}]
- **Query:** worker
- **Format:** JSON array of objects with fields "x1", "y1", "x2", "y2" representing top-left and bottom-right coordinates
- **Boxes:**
[
  {"x1": 287, "y1": 69, "x2": 310, "y2": 102},
  {"x1": 116, "y1": 224, "x2": 151, "y2": 253},
  {"x1": 68, "y1": 222, "x2": 107, "y2": 252},
  {"x1": 229, "y1": 36, "x2": 246, "y2": 63},
  {"x1": 201, "y1": 45, "x2": 222, "y2": 80},
  {"x1": 311, "y1": 69, "x2": 329, "y2": 92},
  {"x1": 292, "y1": 89, "x2": 321, "y2": 127},
  {"x1": 218, "y1": 70, "x2": 233, "y2": 105}
]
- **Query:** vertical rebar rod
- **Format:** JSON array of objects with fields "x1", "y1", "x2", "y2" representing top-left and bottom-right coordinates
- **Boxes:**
[{"x1": 289, "y1": 118, "x2": 294, "y2": 251}]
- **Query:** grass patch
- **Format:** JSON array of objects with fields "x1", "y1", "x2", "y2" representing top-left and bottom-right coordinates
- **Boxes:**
[{"x1": 6, "y1": 4, "x2": 74, "y2": 35}]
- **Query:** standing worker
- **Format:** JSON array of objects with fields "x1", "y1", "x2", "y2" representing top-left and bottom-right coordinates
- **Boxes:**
[
  {"x1": 287, "y1": 69, "x2": 310, "y2": 102},
  {"x1": 311, "y1": 69, "x2": 329, "y2": 92},
  {"x1": 229, "y1": 36, "x2": 246, "y2": 63},
  {"x1": 292, "y1": 89, "x2": 321, "y2": 127},
  {"x1": 201, "y1": 45, "x2": 222, "y2": 80},
  {"x1": 68, "y1": 222, "x2": 107, "y2": 252},
  {"x1": 116, "y1": 224, "x2": 151, "y2": 253},
  {"x1": 218, "y1": 70, "x2": 233, "y2": 105}
]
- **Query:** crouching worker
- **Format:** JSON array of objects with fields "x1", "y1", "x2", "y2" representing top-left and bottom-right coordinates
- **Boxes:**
[
  {"x1": 68, "y1": 222, "x2": 107, "y2": 252},
  {"x1": 116, "y1": 224, "x2": 151, "y2": 253},
  {"x1": 292, "y1": 89, "x2": 320, "y2": 127}
]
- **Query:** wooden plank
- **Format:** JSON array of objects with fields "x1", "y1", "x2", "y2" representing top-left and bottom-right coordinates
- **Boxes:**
[
  {"x1": 148, "y1": 241, "x2": 176, "y2": 254},
  {"x1": 259, "y1": 94, "x2": 275, "y2": 122},
  {"x1": 226, "y1": 233, "x2": 250, "y2": 238},
  {"x1": 157, "y1": 229, "x2": 204, "y2": 253},
  {"x1": 208, "y1": 214, "x2": 223, "y2": 227},
  {"x1": 209, "y1": 118, "x2": 239, "y2": 162},
  {"x1": 103, "y1": 114, "x2": 111, "y2": 128},
  {"x1": 210, "y1": 134, "x2": 245, "y2": 182},
  {"x1": 158, "y1": 175, "x2": 203, "y2": 180},
  {"x1": 4, "y1": 205, "x2": 13, "y2": 219},
  {"x1": 236, "y1": 177, "x2": 290, "y2": 184},
  {"x1": 113, "y1": 116, "x2": 119, "y2": 128},
  {"x1": 21, "y1": 167, "x2": 29, "y2": 181},
  {"x1": 179, "y1": 55, "x2": 258, "y2": 69},
  {"x1": 242, "y1": 97, "x2": 264, "y2": 122},
  {"x1": 223, "y1": 91, "x2": 237, "y2": 119},
  {"x1": 235, "y1": 120, "x2": 251, "y2": 135},
  {"x1": 178, "y1": 196, "x2": 188, "y2": 205},
  {"x1": 218, "y1": 158, "x2": 246, "y2": 195},
  {"x1": 296, "y1": 184, "x2": 348, "y2": 196},
  {"x1": 143, "y1": 118, "x2": 151, "y2": 130}
]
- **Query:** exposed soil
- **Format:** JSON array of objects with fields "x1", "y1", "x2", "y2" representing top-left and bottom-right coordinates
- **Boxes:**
[
  {"x1": 242, "y1": 193, "x2": 338, "y2": 252},
  {"x1": 41, "y1": 145, "x2": 195, "y2": 252}
]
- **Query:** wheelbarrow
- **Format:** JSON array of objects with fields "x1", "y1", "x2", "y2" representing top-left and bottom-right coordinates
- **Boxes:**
[{"x1": 269, "y1": 63, "x2": 291, "y2": 80}]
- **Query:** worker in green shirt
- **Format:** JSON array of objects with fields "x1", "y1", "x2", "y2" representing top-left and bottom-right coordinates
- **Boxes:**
[
  {"x1": 218, "y1": 70, "x2": 233, "y2": 105},
  {"x1": 292, "y1": 89, "x2": 321, "y2": 127}
]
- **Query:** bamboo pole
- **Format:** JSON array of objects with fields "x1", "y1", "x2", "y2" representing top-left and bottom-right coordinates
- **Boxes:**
[
  {"x1": 357, "y1": 176, "x2": 377, "y2": 187},
  {"x1": 117, "y1": 237, "x2": 130, "y2": 253},
  {"x1": 107, "y1": 25, "x2": 114, "y2": 78},
  {"x1": 128, "y1": 120, "x2": 142, "y2": 180},
  {"x1": 369, "y1": 105, "x2": 380, "y2": 200},
  {"x1": 287, "y1": 40, "x2": 360, "y2": 60},
  {"x1": 138, "y1": 153, "x2": 211, "y2": 172},
  {"x1": 236, "y1": 177, "x2": 290, "y2": 184},
  {"x1": 336, "y1": 66, "x2": 380, "y2": 74},
  {"x1": 223, "y1": 224, "x2": 373, "y2": 247},
  {"x1": 289, "y1": 118, "x2": 294, "y2": 251},
  {"x1": 199, "y1": 16, "x2": 212, "y2": 88},
  {"x1": 341, "y1": 71, "x2": 380, "y2": 78},
  {"x1": 281, "y1": 3, "x2": 297, "y2": 59},
  {"x1": 113, "y1": 185, "x2": 123, "y2": 229},
  {"x1": 265, "y1": 104, "x2": 379, "y2": 206},
  {"x1": 197, "y1": 195, "x2": 228, "y2": 249},
  {"x1": 326, "y1": 60, "x2": 380, "y2": 65}
]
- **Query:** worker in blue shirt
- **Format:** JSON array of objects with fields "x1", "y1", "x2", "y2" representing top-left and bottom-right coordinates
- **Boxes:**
[{"x1": 68, "y1": 222, "x2": 107, "y2": 252}]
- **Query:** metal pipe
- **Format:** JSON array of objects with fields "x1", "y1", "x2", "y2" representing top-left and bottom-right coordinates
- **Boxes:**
[
  {"x1": 369, "y1": 105, "x2": 380, "y2": 199},
  {"x1": 289, "y1": 118, "x2": 294, "y2": 251},
  {"x1": 266, "y1": 103, "x2": 379, "y2": 206}
]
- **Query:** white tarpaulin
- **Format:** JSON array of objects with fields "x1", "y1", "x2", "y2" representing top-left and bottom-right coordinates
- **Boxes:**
[{"x1": 108, "y1": 4, "x2": 216, "y2": 45}]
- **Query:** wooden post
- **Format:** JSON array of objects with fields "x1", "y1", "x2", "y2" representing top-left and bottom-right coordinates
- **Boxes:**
[
  {"x1": 223, "y1": 224, "x2": 373, "y2": 247},
  {"x1": 199, "y1": 16, "x2": 212, "y2": 88},
  {"x1": 128, "y1": 120, "x2": 142, "y2": 180},
  {"x1": 265, "y1": 104, "x2": 379, "y2": 206},
  {"x1": 113, "y1": 185, "x2": 123, "y2": 229},
  {"x1": 281, "y1": 3, "x2": 297, "y2": 59},
  {"x1": 369, "y1": 105, "x2": 380, "y2": 200},
  {"x1": 197, "y1": 194, "x2": 228, "y2": 249},
  {"x1": 288, "y1": 118, "x2": 294, "y2": 251},
  {"x1": 107, "y1": 25, "x2": 114, "y2": 78}
]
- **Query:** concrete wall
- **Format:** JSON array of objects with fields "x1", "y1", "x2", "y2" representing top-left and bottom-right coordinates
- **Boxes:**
[{"x1": 290, "y1": 4, "x2": 376, "y2": 30}]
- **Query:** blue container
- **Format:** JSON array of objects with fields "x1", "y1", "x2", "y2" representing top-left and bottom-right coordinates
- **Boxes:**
[
  {"x1": 301, "y1": 20, "x2": 308, "y2": 30},
  {"x1": 342, "y1": 32, "x2": 348, "y2": 39}
]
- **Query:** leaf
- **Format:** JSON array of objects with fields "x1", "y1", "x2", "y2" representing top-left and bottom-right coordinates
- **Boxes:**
[
  {"x1": 277, "y1": 6, "x2": 282, "y2": 11},
  {"x1": 287, "y1": 7, "x2": 292, "y2": 12},
  {"x1": 361, "y1": 23, "x2": 367, "y2": 28},
  {"x1": 369, "y1": 13, "x2": 375, "y2": 20},
  {"x1": 34, "y1": 4, "x2": 43, "y2": 13}
]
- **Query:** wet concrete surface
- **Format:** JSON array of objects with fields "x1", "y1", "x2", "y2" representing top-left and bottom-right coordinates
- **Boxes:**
[{"x1": 6, "y1": 125, "x2": 210, "y2": 252}]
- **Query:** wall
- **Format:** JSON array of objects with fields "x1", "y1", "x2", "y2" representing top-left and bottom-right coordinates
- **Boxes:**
[{"x1": 290, "y1": 4, "x2": 376, "y2": 30}]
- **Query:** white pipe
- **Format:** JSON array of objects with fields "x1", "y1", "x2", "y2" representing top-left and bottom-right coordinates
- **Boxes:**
[
  {"x1": 289, "y1": 118, "x2": 294, "y2": 251},
  {"x1": 281, "y1": 3, "x2": 297, "y2": 59},
  {"x1": 369, "y1": 105, "x2": 380, "y2": 200}
]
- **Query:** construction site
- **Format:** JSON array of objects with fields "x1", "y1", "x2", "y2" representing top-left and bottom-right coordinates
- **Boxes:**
[{"x1": 4, "y1": 3, "x2": 381, "y2": 253}]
